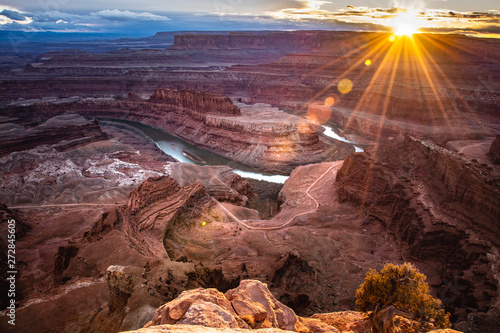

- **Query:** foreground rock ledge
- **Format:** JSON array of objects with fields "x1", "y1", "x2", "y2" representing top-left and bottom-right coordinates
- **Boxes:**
[
  {"x1": 123, "y1": 325, "x2": 296, "y2": 333},
  {"x1": 121, "y1": 280, "x2": 462, "y2": 333}
]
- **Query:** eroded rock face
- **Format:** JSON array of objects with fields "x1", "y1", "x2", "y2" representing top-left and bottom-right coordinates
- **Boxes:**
[
  {"x1": 0, "y1": 90, "x2": 353, "y2": 175},
  {"x1": 122, "y1": 176, "x2": 210, "y2": 259},
  {"x1": 150, "y1": 89, "x2": 240, "y2": 116},
  {"x1": 1, "y1": 32, "x2": 498, "y2": 145},
  {"x1": 488, "y1": 135, "x2": 500, "y2": 164},
  {"x1": 169, "y1": 163, "x2": 254, "y2": 205},
  {"x1": 311, "y1": 311, "x2": 370, "y2": 332},
  {"x1": 107, "y1": 265, "x2": 139, "y2": 312},
  {"x1": 0, "y1": 118, "x2": 174, "y2": 206},
  {"x1": 225, "y1": 280, "x2": 297, "y2": 331},
  {"x1": 336, "y1": 135, "x2": 500, "y2": 327},
  {"x1": 0, "y1": 112, "x2": 106, "y2": 157},
  {"x1": 151, "y1": 288, "x2": 243, "y2": 328},
  {"x1": 147, "y1": 280, "x2": 338, "y2": 333},
  {"x1": 129, "y1": 280, "x2": 462, "y2": 333},
  {"x1": 122, "y1": 324, "x2": 297, "y2": 333}
]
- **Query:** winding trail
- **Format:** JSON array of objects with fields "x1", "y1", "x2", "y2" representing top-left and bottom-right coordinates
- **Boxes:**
[
  {"x1": 214, "y1": 161, "x2": 343, "y2": 231},
  {"x1": 9, "y1": 161, "x2": 342, "y2": 232}
]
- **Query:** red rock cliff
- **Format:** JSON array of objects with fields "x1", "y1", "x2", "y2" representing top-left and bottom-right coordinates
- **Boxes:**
[
  {"x1": 0, "y1": 91, "x2": 353, "y2": 175},
  {"x1": 149, "y1": 89, "x2": 240, "y2": 116},
  {"x1": 336, "y1": 135, "x2": 500, "y2": 327},
  {"x1": 488, "y1": 135, "x2": 500, "y2": 164}
]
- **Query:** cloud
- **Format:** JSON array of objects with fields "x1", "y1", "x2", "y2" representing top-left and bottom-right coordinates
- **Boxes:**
[
  {"x1": 0, "y1": 9, "x2": 27, "y2": 21},
  {"x1": 420, "y1": 24, "x2": 500, "y2": 35},
  {"x1": 32, "y1": 11, "x2": 82, "y2": 23},
  {"x1": 92, "y1": 9, "x2": 170, "y2": 22},
  {"x1": 0, "y1": 9, "x2": 172, "y2": 34},
  {"x1": 0, "y1": 6, "x2": 499, "y2": 38},
  {"x1": 264, "y1": 4, "x2": 500, "y2": 37}
]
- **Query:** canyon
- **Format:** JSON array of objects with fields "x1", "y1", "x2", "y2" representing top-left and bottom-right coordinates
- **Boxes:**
[
  {"x1": 1, "y1": 31, "x2": 499, "y2": 142},
  {"x1": 0, "y1": 30, "x2": 499, "y2": 333},
  {"x1": 0, "y1": 88, "x2": 353, "y2": 174}
]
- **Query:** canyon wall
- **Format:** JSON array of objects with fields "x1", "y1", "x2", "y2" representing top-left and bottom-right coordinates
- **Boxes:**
[
  {"x1": 1, "y1": 89, "x2": 353, "y2": 174},
  {"x1": 336, "y1": 135, "x2": 500, "y2": 330},
  {"x1": 1, "y1": 31, "x2": 498, "y2": 144},
  {"x1": 149, "y1": 89, "x2": 240, "y2": 116},
  {"x1": 488, "y1": 135, "x2": 500, "y2": 164},
  {"x1": 0, "y1": 113, "x2": 107, "y2": 157},
  {"x1": 0, "y1": 31, "x2": 496, "y2": 149}
]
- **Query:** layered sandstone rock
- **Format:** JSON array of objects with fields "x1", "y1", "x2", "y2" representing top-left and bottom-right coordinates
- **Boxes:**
[
  {"x1": 150, "y1": 287, "x2": 244, "y2": 328},
  {"x1": 127, "y1": 280, "x2": 464, "y2": 333},
  {"x1": 122, "y1": 324, "x2": 462, "y2": 333},
  {"x1": 124, "y1": 176, "x2": 210, "y2": 259},
  {"x1": 0, "y1": 116, "x2": 173, "y2": 206},
  {"x1": 146, "y1": 280, "x2": 337, "y2": 333},
  {"x1": 3, "y1": 32, "x2": 498, "y2": 144},
  {"x1": 311, "y1": 311, "x2": 370, "y2": 332},
  {"x1": 123, "y1": 325, "x2": 296, "y2": 333},
  {"x1": 0, "y1": 113, "x2": 106, "y2": 157},
  {"x1": 0, "y1": 90, "x2": 353, "y2": 174},
  {"x1": 336, "y1": 135, "x2": 500, "y2": 328},
  {"x1": 225, "y1": 280, "x2": 297, "y2": 331},
  {"x1": 150, "y1": 89, "x2": 240, "y2": 116},
  {"x1": 168, "y1": 163, "x2": 254, "y2": 205},
  {"x1": 488, "y1": 135, "x2": 500, "y2": 164}
]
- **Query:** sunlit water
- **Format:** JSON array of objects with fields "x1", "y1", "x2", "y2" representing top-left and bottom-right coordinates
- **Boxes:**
[
  {"x1": 322, "y1": 125, "x2": 365, "y2": 152},
  {"x1": 101, "y1": 119, "x2": 362, "y2": 184}
]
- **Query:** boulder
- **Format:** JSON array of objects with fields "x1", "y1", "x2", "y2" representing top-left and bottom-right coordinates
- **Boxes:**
[
  {"x1": 177, "y1": 300, "x2": 239, "y2": 328},
  {"x1": 122, "y1": 324, "x2": 296, "y2": 333},
  {"x1": 150, "y1": 287, "x2": 245, "y2": 327},
  {"x1": 225, "y1": 280, "x2": 297, "y2": 331}
]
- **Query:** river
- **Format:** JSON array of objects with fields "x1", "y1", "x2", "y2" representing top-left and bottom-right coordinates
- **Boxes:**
[
  {"x1": 322, "y1": 125, "x2": 365, "y2": 152},
  {"x1": 102, "y1": 119, "x2": 363, "y2": 184}
]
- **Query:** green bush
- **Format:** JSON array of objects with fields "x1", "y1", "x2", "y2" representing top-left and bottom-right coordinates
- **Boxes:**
[{"x1": 355, "y1": 262, "x2": 450, "y2": 328}]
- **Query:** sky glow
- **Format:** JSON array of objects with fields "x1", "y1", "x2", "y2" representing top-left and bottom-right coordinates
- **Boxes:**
[{"x1": 0, "y1": 0, "x2": 498, "y2": 37}]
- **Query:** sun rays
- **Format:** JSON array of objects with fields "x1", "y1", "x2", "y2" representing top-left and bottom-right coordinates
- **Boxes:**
[
  {"x1": 312, "y1": 29, "x2": 490, "y2": 206},
  {"x1": 298, "y1": 29, "x2": 482, "y2": 143}
]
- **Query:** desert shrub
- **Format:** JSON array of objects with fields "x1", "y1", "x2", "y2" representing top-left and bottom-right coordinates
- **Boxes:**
[{"x1": 355, "y1": 262, "x2": 450, "y2": 328}]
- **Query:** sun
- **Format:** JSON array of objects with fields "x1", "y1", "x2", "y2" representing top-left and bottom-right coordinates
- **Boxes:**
[
  {"x1": 393, "y1": 22, "x2": 418, "y2": 36},
  {"x1": 389, "y1": 11, "x2": 423, "y2": 37}
]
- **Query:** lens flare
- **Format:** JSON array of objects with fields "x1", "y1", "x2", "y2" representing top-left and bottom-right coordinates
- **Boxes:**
[
  {"x1": 365, "y1": 59, "x2": 372, "y2": 66},
  {"x1": 307, "y1": 114, "x2": 319, "y2": 124},
  {"x1": 307, "y1": 102, "x2": 331, "y2": 124},
  {"x1": 325, "y1": 96, "x2": 335, "y2": 106},
  {"x1": 338, "y1": 79, "x2": 353, "y2": 94}
]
